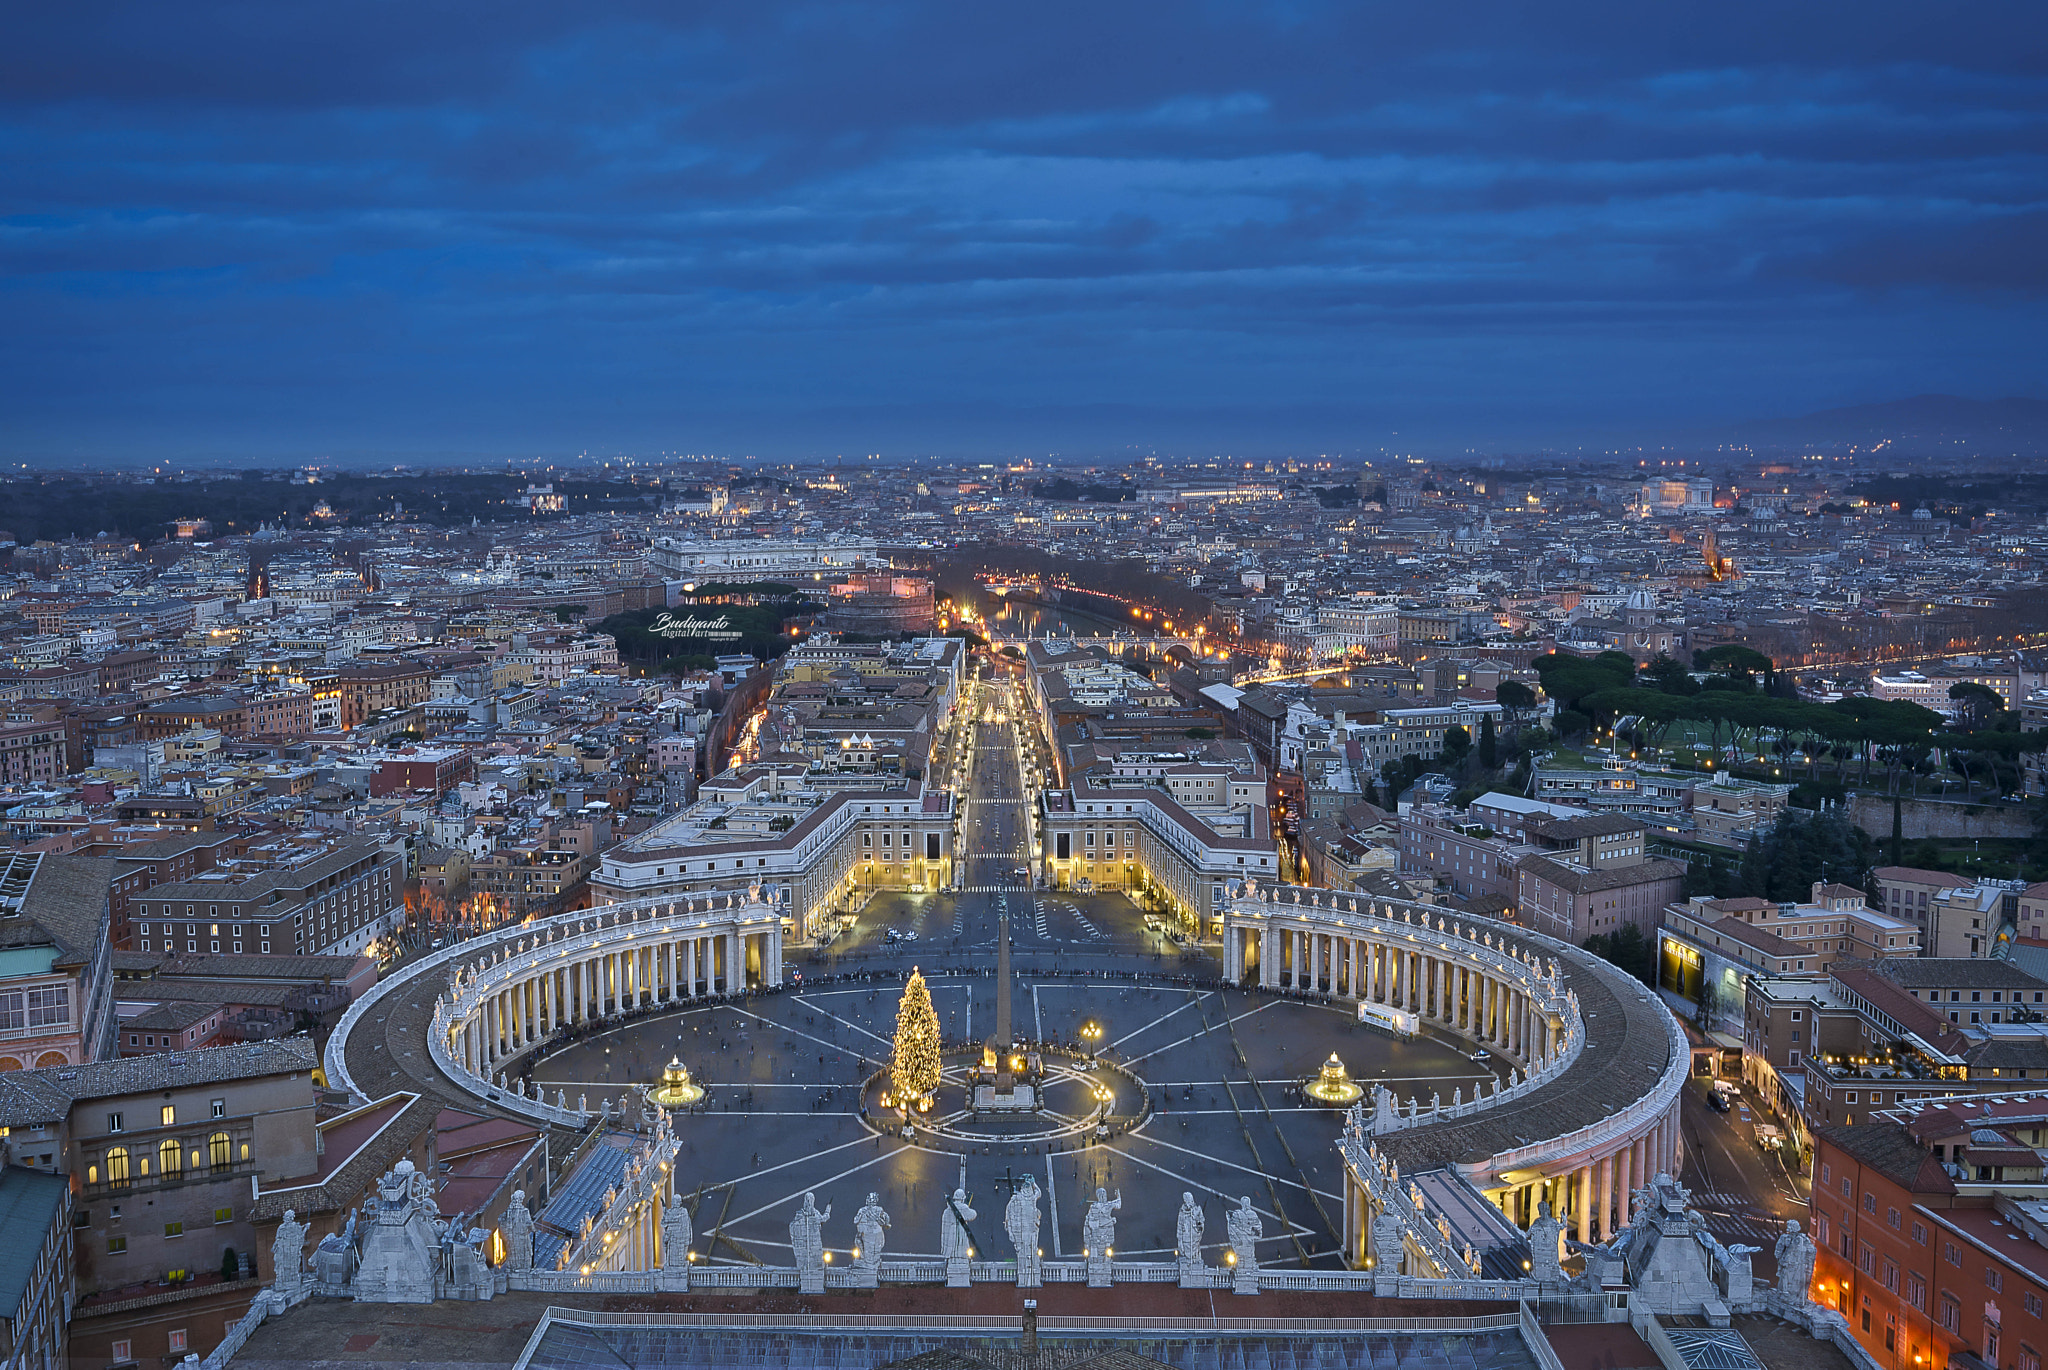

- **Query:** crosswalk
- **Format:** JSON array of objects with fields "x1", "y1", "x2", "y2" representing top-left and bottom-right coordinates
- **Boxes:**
[
  {"x1": 959, "y1": 885, "x2": 1031, "y2": 893},
  {"x1": 1701, "y1": 1213, "x2": 1782, "y2": 1243}
]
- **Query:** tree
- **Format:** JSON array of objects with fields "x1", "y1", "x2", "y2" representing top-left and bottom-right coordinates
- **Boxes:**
[
  {"x1": 221, "y1": 1246, "x2": 241, "y2": 1281},
  {"x1": 1694, "y1": 973, "x2": 1721, "y2": 1032},
  {"x1": 1441, "y1": 725, "x2": 1471, "y2": 758},
  {"x1": 1495, "y1": 680, "x2": 1536, "y2": 718},
  {"x1": 1948, "y1": 681, "x2": 2005, "y2": 732},
  {"x1": 891, "y1": 968, "x2": 942, "y2": 1105},
  {"x1": 1478, "y1": 714, "x2": 1498, "y2": 768},
  {"x1": 1583, "y1": 925, "x2": 1655, "y2": 988}
]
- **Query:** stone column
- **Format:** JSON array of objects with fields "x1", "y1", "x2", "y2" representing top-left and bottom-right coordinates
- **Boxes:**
[
  {"x1": 1616, "y1": 1139, "x2": 1633, "y2": 1229},
  {"x1": 1260, "y1": 924, "x2": 1278, "y2": 989},
  {"x1": 1598, "y1": 1153, "x2": 1614, "y2": 1241}
]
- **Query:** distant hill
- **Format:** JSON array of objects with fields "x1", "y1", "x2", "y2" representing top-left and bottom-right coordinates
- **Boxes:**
[{"x1": 1729, "y1": 393, "x2": 2048, "y2": 454}]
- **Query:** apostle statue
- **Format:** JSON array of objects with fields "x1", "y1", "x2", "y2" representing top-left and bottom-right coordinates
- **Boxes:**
[
  {"x1": 1227, "y1": 1197, "x2": 1263, "y2": 1294},
  {"x1": 790, "y1": 1192, "x2": 831, "y2": 1294},
  {"x1": 1773, "y1": 1219, "x2": 1817, "y2": 1307},
  {"x1": 941, "y1": 1187, "x2": 977, "y2": 1288},
  {"x1": 1005, "y1": 1177, "x2": 1043, "y2": 1288},
  {"x1": 853, "y1": 1193, "x2": 890, "y2": 1288},
  {"x1": 1175, "y1": 1193, "x2": 1207, "y2": 1286}
]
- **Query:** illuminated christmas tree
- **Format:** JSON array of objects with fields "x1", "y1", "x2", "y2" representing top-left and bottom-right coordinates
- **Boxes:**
[{"x1": 891, "y1": 967, "x2": 942, "y2": 1106}]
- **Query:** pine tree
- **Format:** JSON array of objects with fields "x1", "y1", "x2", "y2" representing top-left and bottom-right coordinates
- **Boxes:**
[
  {"x1": 891, "y1": 967, "x2": 942, "y2": 1105},
  {"x1": 1478, "y1": 714, "x2": 1498, "y2": 769}
]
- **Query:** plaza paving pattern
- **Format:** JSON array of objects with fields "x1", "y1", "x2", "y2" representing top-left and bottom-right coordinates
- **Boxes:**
[{"x1": 525, "y1": 963, "x2": 1509, "y2": 1271}]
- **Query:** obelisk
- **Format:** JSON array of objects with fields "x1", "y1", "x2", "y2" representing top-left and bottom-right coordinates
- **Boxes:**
[{"x1": 995, "y1": 897, "x2": 1014, "y2": 1088}]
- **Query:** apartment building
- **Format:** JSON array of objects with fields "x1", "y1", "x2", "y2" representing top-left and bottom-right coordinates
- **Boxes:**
[
  {"x1": 0, "y1": 1040, "x2": 321, "y2": 1367},
  {"x1": 127, "y1": 835, "x2": 404, "y2": 958},
  {"x1": 1811, "y1": 1097, "x2": 2048, "y2": 1370},
  {"x1": 0, "y1": 721, "x2": 69, "y2": 787},
  {"x1": 592, "y1": 767, "x2": 956, "y2": 939},
  {"x1": 1515, "y1": 813, "x2": 1685, "y2": 942},
  {"x1": 0, "y1": 852, "x2": 117, "y2": 1074},
  {"x1": 0, "y1": 1166, "x2": 71, "y2": 1370},
  {"x1": 1040, "y1": 745, "x2": 1277, "y2": 934}
]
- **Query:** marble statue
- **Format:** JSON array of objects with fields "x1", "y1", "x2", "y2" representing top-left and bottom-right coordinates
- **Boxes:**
[
  {"x1": 1370, "y1": 1209, "x2": 1405, "y2": 1277},
  {"x1": 661, "y1": 1197, "x2": 693, "y2": 1289},
  {"x1": 1227, "y1": 1197, "x2": 1263, "y2": 1294},
  {"x1": 501, "y1": 1190, "x2": 534, "y2": 1272},
  {"x1": 791, "y1": 1192, "x2": 831, "y2": 1295},
  {"x1": 941, "y1": 1187, "x2": 977, "y2": 1288},
  {"x1": 1528, "y1": 1200, "x2": 1563, "y2": 1283},
  {"x1": 853, "y1": 1193, "x2": 890, "y2": 1288},
  {"x1": 1083, "y1": 1187, "x2": 1121, "y2": 1287},
  {"x1": 1773, "y1": 1220, "x2": 1816, "y2": 1306},
  {"x1": 272, "y1": 1208, "x2": 308, "y2": 1290},
  {"x1": 1724, "y1": 1243, "x2": 1759, "y2": 1304},
  {"x1": 1175, "y1": 1193, "x2": 1206, "y2": 1286},
  {"x1": 1005, "y1": 1177, "x2": 1042, "y2": 1288}
]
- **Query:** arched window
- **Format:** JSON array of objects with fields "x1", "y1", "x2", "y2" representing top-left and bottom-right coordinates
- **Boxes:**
[
  {"x1": 105, "y1": 1146, "x2": 130, "y2": 1186},
  {"x1": 159, "y1": 1138, "x2": 182, "y2": 1175},
  {"x1": 208, "y1": 1132, "x2": 231, "y2": 1169}
]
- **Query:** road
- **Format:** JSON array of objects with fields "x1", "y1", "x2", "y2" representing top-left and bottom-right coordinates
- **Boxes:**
[{"x1": 1678, "y1": 1075, "x2": 1809, "y2": 1274}]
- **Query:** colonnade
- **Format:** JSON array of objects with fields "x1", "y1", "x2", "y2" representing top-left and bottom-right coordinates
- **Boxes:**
[
  {"x1": 1494, "y1": 1102, "x2": 1684, "y2": 1245},
  {"x1": 448, "y1": 900, "x2": 784, "y2": 1081},
  {"x1": 1229, "y1": 917, "x2": 1559, "y2": 1066},
  {"x1": 1215, "y1": 885, "x2": 1688, "y2": 1274}
]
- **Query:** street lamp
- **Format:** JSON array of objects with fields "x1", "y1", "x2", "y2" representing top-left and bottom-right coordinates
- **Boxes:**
[{"x1": 1080, "y1": 1020, "x2": 1103, "y2": 1058}]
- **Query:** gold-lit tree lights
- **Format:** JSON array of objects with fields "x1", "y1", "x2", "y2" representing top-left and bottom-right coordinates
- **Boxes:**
[{"x1": 890, "y1": 967, "x2": 942, "y2": 1109}]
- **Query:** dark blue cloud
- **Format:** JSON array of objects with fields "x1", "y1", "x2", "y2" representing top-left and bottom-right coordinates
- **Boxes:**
[{"x1": 2, "y1": 0, "x2": 2045, "y2": 460}]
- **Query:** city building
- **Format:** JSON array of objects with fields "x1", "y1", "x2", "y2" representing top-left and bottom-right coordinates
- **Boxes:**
[{"x1": 0, "y1": 852, "x2": 117, "y2": 1073}]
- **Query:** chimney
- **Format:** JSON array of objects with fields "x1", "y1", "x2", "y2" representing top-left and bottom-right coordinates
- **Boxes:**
[{"x1": 1022, "y1": 1299, "x2": 1037, "y2": 1358}]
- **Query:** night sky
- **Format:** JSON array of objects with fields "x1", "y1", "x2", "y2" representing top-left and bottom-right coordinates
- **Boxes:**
[{"x1": 4, "y1": 2, "x2": 2044, "y2": 462}]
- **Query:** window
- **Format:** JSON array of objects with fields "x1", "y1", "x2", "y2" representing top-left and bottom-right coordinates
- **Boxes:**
[
  {"x1": 1942, "y1": 1294, "x2": 1962, "y2": 1333},
  {"x1": 108, "y1": 1236, "x2": 127, "y2": 1255},
  {"x1": 1989, "y1": 1267, "x2": 2005, "y2": 1292},
  {"x1": 1909, "y1": 1274, "x2": 1927, "y2": 1311},
  {"x1": 1860, "y1": 1243, "x2": 1874, "y2": 1273},
  {"x1": 2021, "y1": 1347, "x2": 2040, "y2": 1370},
  {"x1": 211, "y1": 1097, "x2": 225, "y2": 1119},
  {"x1": 208, "y1": 1132, "x2": 230, "y2": 1168},
  {"x1": 1948, "y1": 1241, "x2": 1963, "y2": 1268},
  {"x1": 158, "y1": 1138, "x2": 182, "y2": 1175},
  {"x1": 111, "y1": 1340, "x2": 131, "y2": 1364},
  {"x1": 1863, "y1": 1192, "x2": 1876, "y2": 1213},
  {"x1": 1888, "y1": 1207, "x2": 1901, "y2": 1230},
  {"x1": 164, "y1": 1221, "x2": 183, "y2": 1238},
  {"x1": 105, "y1": 1146, "x2": 130, "y2": 1186},
  {"x1": 107, "y1": 1111, "x2": 124, "y2": 1133},
  {"x1": 0, "y1": 986, "x2": 70, "y2": 1031},
  {"x1": 168, "y1": 1330, "x2": 187, "y2": 1354},
  {"x1": 161, "y1": 1104, "x2": 176, "y2": 1126},
  {"x1": 1883, "y1": 1258, "x2": 1899, "y2": 1293},
  {"x1": 1822, "y1": 1163, "x2": 1832, "y2": 1185},
  {"x1": 2028, "y1": 1292, "x2": 2044, "y2": 1318},
  {"x1": 214, "y1": 1206, "x2": 233, "y2": 1224},
  {"x1": 1913, "y1": 1221, "x2": 1927, "y2": 1245}
]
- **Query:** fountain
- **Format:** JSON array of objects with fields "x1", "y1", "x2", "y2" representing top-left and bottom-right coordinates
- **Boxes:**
[
  {"x1": 649, "y1": 1057, "x2": 706, "y2": 1109},
  {"x1": 1305, "y1": 1052, "x2": 1364, "y2": 1106}
]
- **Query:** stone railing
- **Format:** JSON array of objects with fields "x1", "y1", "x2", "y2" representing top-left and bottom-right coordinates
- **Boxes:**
[{"x1": 1345, "y1": 1121, "x2": 1472, "y2": 1277}]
